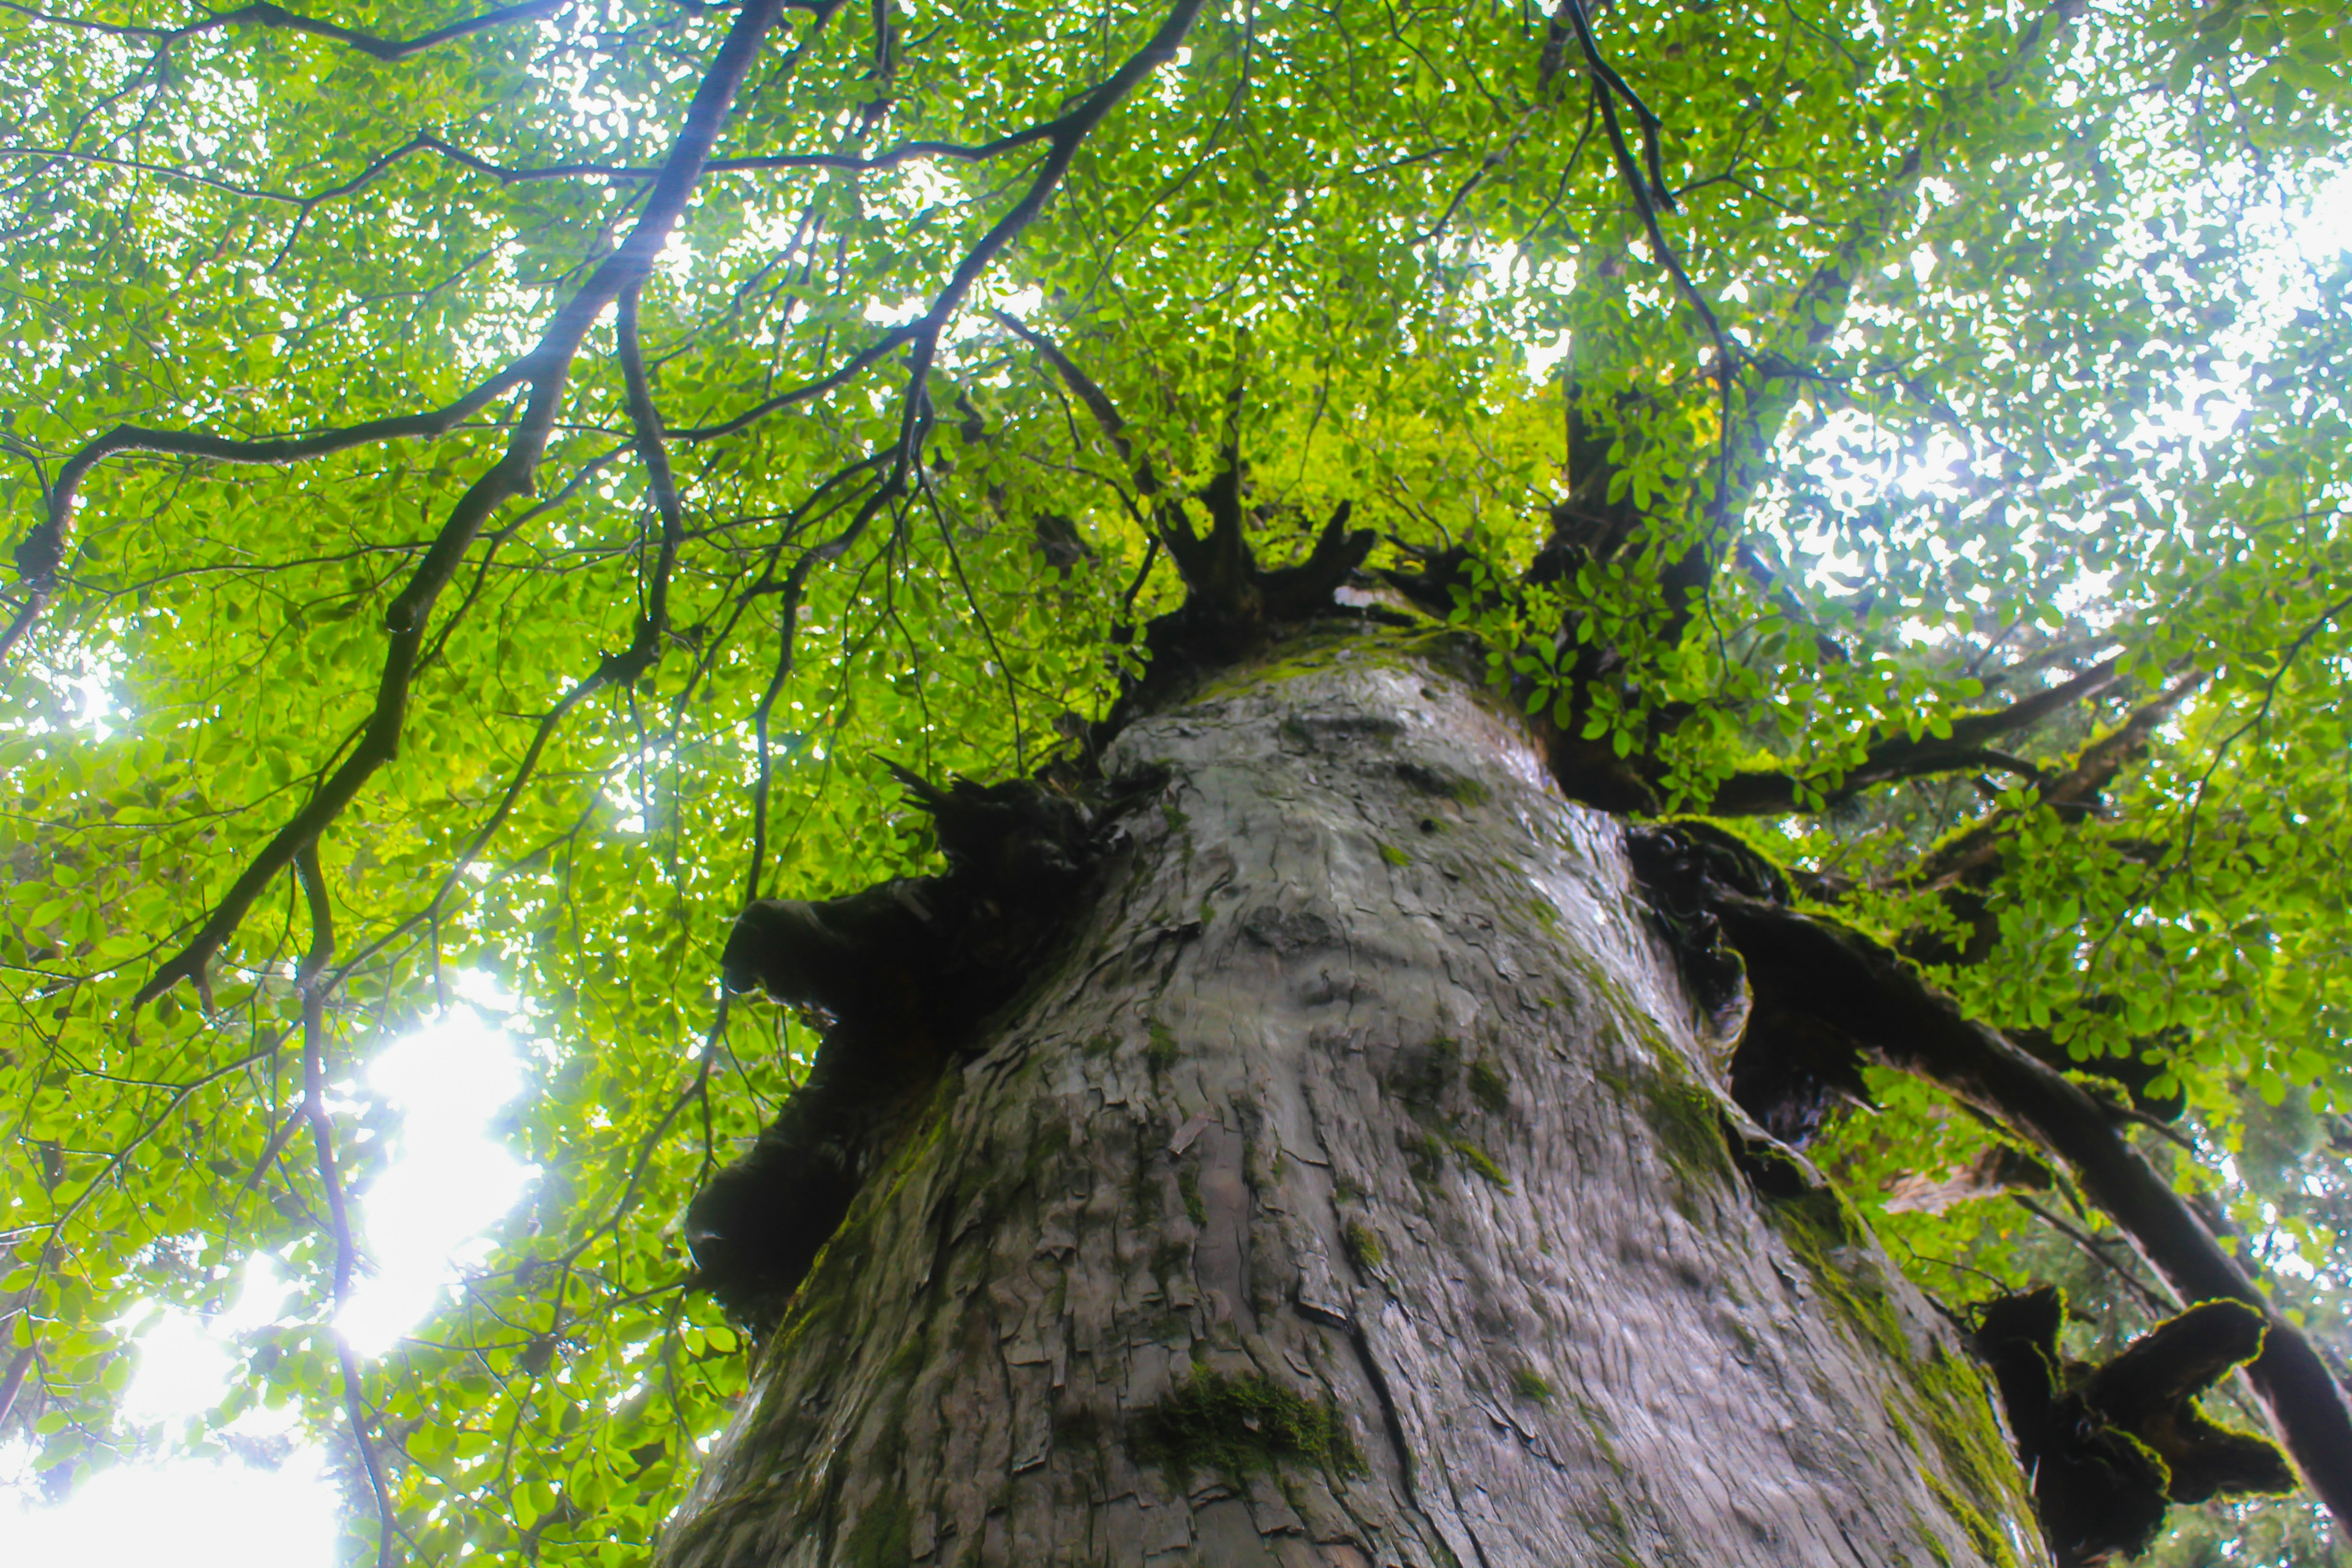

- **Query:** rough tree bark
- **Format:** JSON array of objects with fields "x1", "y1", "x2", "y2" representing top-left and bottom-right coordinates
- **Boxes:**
[{"x1": 659, "y1": 622, "x2": 2046, "y2": 1568}]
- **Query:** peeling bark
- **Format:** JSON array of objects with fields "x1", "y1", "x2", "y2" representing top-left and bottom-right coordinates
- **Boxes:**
[{"x1": 662, "y1": 626, "x2": 2044, "y2": 1568}]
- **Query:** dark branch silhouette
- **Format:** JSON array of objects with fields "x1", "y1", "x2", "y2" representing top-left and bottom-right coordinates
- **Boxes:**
[
  {"x1": 1709, "y1": 653, "x2": 2128, "y2": 815},
  {"x1": 0, "y1": 0, "x2": 568, "y2": 61},
  {"x1": 132, "y1": 0, "x2": 810, "y2": 1003}
]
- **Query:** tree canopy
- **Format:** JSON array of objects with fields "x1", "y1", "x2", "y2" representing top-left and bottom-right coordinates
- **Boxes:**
[{"x1": 1, "y1": 0, "x2": 2348, "y2": 1560}]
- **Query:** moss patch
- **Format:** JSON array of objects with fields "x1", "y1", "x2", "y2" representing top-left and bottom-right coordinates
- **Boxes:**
[
  {"x1": 1925, "y1": 1473, "x2": 2015, "y2": 1568},
  {"x1": 1449, "y1": 1136, "x2": 1510, "y2": 1188},
  {"x1": 840, "y1": 1485, "x2": 912, "y2": 1568},
  {"x1": 1376, "y1": 839, "x2": 1412, "y2": 868},
  {"x1": 1145, "y1": 1019, "x2": 1180, "y2": 1074},
  {"x1": 1134, "y1": 1370, "x2": 1365, "y2": 1484},
  {"x1": 1766, "y1": 1183, "x2": 1916, "y2": 1367},
  {"x1": 1468, "y1": 1058, "x2": 1509, "y2": 1114},
  {"x1": 1599, "y1": 1057, "x2": 1734, "y2": 1199},
  {"x1": 1395, "y1": 760, "x2": 1489, "y2": 807},
  {"x1": 1343, "y1": 1220, "x2": 1385, "y2": 1272},
  {"x1": 1510, "y1": 1367, "x2": 1555, "y2": 1404},
  {"x1": 1398, "y1": 1129, "x2": 1446, "y2": 1183}
]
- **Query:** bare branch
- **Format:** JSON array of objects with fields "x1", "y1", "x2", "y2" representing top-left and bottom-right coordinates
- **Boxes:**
[
  {"x1": 7, "y1": 118, "x2": 1082, "y2": 204},
  {"x1": 745, "y1": 482, "x2": 898, "y2": 900},
  {"x1": 1550, "y1": 0, "x2": 1723, "y2": 353}
]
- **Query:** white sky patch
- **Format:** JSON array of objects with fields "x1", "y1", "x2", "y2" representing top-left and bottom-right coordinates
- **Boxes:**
[
  {"x1": 339, "y1": 1006, "x2": 537, "y2": 1356},
  {"x1": 1525, "y1": 331, "x2": 1572, "y2": 382},
  {"x1": 862, "y1": 293, "x2": 930, "y2": 328},
  {"x1": 2052, "y1": 565, "x2": 2117, "y2": 619},
  {"x1": 2290, "y1": 164, "x2": 2352, "y2": 262},
  {"x1": 0, "y1": 992, "x2": 535, "y2": 1566},
  {"x1": 113, "y1": 1258, "x2": 303, "y2": 1441},
  {"x1": 118, "y1": 1306, "x2": 238, "y2": 1430},
  {"x1": 0, "y1": 1449, "x2": 339, "y2": 1567}
]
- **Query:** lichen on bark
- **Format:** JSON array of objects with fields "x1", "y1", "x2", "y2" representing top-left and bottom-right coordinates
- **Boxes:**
[{"x1": 662, "y1": 623, "x2": 2044, "y2": 1568}]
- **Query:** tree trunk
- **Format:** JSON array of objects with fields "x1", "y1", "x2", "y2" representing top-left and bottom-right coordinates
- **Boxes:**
[{"x1": 660, "y1": 624, "x2": 2046, "y2": 1568}]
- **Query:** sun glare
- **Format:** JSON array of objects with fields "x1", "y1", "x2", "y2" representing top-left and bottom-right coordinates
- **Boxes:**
[{"x1": 0, "y1": 999, "x2": 536, "y2": 1567}]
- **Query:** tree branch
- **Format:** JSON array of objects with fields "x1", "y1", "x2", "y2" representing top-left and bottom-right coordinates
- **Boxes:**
[
  {"x1": 2012, "y1": 1193, "x2": 2173, "y2": 1316},
  {"x1": 130, "y1": 0, "x2": 806, "y2": 1003},
  {"x1": 0, "y1": 0, "x2": 568, "y2": 61},
  {"x1": 293, "y1": 845, "x2": 398, "y2": 1568},
  {"x1": 1709, "y1": 653, "x2": 2128, "y2": 816},
  {"x1": 677, "y1": 0, "x2": 1202, "y2": 455},
  {"x1": 1717, "y1": 895, "x2": 2352, "y2": 1526},
  {"x1": 613, "y1": 282, "x2": 687, "y2": 685},
  {"x1": 879, "y1": 0, "x2": 1207, "y2": 473},
  {"x1": 0, "y1": 367, "x2": 527, "y2": 668},
  {"x1": 1903, "y1": 668, "x2": 2209, "y2": 894},
  {"x1": 0, "y1": 1344, "x2": 32, "y2": 1432},
  {"x1": 989, "y1": 310, "x2": 1139, "y2": 477},
  {"x1": 745, "y1": 483, "x2": 897, "y2": 901}
]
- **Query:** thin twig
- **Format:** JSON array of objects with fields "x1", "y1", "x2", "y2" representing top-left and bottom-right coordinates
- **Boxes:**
[
  {"x1": 293, "y1": 844, "x2": 397, "y2": 1568},
  {"x1": 2013, "y1": 1193, "x2": 2174, "y2": 1314}
]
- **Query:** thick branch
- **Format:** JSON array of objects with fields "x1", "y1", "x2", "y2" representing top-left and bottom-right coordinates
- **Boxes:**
[
  {"x1": 132, "y1": 0, "x2": 801, "y2": 1003},
  {"x1": 1709, "y1": 653, "x2": 2126, "y2": 816},
  {"x1": 1903, "y1": 669, "x2": 2208, "y2": 894},
  {"x1": 1717, "y1": 896, "x2": 2352, "y2": 1526}
]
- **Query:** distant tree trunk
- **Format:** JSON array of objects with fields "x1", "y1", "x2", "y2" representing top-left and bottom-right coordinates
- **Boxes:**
[{"x1": 659, "y1": 625, "x2": 2046, "y2": 1568}]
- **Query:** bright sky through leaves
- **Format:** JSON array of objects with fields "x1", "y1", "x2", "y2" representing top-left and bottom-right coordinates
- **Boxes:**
[{"x1": 0, "y1": 1008, "x2": 531, "y2": 1565}]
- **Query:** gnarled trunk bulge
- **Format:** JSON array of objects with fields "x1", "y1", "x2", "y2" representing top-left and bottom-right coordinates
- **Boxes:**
[{"x1": 662, "y1": 624, "x2": 2044, "y2": 1568}]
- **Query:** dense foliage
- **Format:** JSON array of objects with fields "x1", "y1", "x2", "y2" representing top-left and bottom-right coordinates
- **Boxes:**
[{"x1": 0, "y1": 0, "x2": 2346, "y2": 1560}]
